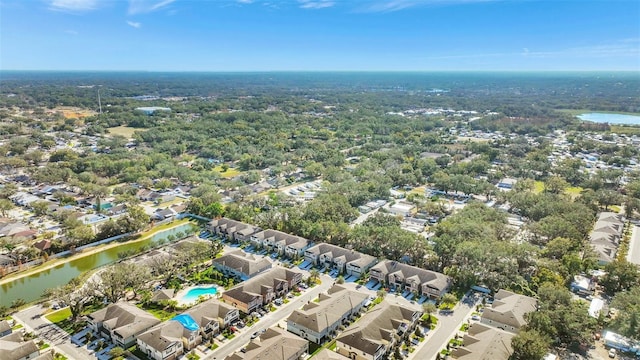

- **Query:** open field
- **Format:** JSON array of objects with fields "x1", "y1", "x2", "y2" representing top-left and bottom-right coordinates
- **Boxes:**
[
  {"x1": 610, "y1": 125, "x2": 640, "y2": 135},
  {"x1": 212, "y1": 165, "x2": 242, "y2": 178},
  {"x1": 45, "y1": 308, "x2": 72, "y2": 323},
  {"x1": 533, "y1": 181, "x2": 583, "y2": 198},
  {"x1": 107, "y1": 125, "x2": 144, "y2": 138},
  {"x1": 51, "y1": 106, "x2": 97, "y2": 119}
]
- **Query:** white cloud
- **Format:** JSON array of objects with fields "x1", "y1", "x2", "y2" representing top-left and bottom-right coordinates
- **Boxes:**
[
  {"x1": 49, "y1": 0, "x2": 99, "y2": 12},
  {"x1": 298, "y1": 0, "x2": 335, "y2": 9},
  {"x1": 237, "y1": 0, "x2": 254, "y2": 3},
  {"x1": 127, "y1": 20, "x2": 142, "y2": 28},
  {"x1": 64, "y1": 29, "x2": 79, "y2": 35},
  {"x1": 360, "y1": 0, "x2": 501, "y2": 12},
  {"x1": 128, "y1": 0, "x2": 175, "y2": 15}
]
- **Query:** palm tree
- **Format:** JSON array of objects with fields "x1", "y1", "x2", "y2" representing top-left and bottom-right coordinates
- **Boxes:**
[{"x1": 309, "y1": 269, "x2": 320, "y2": 284}]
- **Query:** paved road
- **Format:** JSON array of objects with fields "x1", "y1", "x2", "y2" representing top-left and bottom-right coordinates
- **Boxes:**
[
  {"x1": 408, "y1": 295, "x2": 479, "y2": 360},
  {"x1": 627, "y1": 224, "x2": 640, "y2": 266},
  {"x1": 13, "y1": 305, "x2": 94, "y2": 360},
  {"x1": 204, "y1": 274, "x2": 335, "y2": 360}
]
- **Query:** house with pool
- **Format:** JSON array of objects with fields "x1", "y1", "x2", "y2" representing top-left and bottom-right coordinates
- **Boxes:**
[
  {"x1": 250, "y1": 229, "x2": 312, "y2": 258},
  {"x1": 222, "y1": 266, "x2": 303, "y2": 314},
  {"x1": 136, "y1": 320, "x2": 188, "y2": 360},
  {"x1": 212, "y1": 250, "x2": 272, "y2": 281},
  {"x1": 87, "y1": 302, "x2": 160, "y2": 348},
  {"x1": 185, "y1": 299, "x2": 239, "y2": 339},
  {"x1": 207, "y1": 218, "x2": 261, "y2": 243}
]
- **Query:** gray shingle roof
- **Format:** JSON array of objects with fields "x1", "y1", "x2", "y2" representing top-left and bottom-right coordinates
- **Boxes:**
[
  {"x1": 452, "y1": 323, "x2": 514, "y2": 360},
  {"x1": 481, "y1": 289, "x2": 537, "y2": 330},
  {"x1": 226, "y1": 327, "x2": 308, "y2": 360},
  {"x1": 287, "y1": 285, "x2": 368, "y2": 332},
  {"x1": 88, "y1": 302, "x2": 160, "y2": 340},
  {"x1": 337, "y1": 301, "x2": 420, "y2": 357},
  {"x1": 213, "y1": 250, "x2": 272, "y2": 278}
]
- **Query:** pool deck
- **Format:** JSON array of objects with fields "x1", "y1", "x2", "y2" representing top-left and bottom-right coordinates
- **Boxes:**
[{"x1": 175, "y1": 284, "x2": 223, "y2": 307}]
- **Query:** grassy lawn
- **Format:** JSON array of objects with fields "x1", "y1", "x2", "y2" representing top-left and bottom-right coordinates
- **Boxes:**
[
  {"x1": 534, "y1": 181, "x2": 583, "y2": 198},
  {"x1": 610, "y1": 125, "x2": 640, "y2": 135},
  {"x1": 212, "y1": 165, "x2": 242, "y2": 179},
  {"x1": 45, "y1": 308, "x2": 72, "y2": 323},
  {"x1": 144, "y1": 307, "x2": 177, "y2": 321},
  {"x1": 107, "y1": 125, "x2": 145, "y2": 138}
]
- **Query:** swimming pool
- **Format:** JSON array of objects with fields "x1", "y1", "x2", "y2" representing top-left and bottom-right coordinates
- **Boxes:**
[{"x1": 178, "y1": 285, "x2": 218, "y2": 305}]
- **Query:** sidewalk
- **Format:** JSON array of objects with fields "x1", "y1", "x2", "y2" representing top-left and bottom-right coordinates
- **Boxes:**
[
  {"x1": 408, "y1": 296, "x2": 479, "y2": 360},
  {"x1": 12, "y1": 305, "x2": 87, "y2": 360}
]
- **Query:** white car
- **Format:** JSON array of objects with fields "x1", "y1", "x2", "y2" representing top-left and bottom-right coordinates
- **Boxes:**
[
  {"x1": 608, "y1": 349, "x2": 616, "y2": 358},
  {"x1": 471, "y1": 315, "x2": 481, "y2": 321}
]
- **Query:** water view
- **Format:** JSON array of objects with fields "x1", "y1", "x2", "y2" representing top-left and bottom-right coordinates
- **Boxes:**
[
  {"x1": 177, "y1": 285, "x2": 219, "y2": 305},
  {"x1": 0, "y1": 223, "x2": 196, "y2": 307},
  {"x1": 577, "y1": 113, "x2": 640, "y2": 125}
]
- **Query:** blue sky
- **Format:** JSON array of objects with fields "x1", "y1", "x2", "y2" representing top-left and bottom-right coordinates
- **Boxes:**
[{"x1": 1, "y1": 0, "x2": 639, "y2": 71}]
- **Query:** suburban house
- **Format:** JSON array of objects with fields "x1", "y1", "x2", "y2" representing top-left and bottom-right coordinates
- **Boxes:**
[
  {"x1": 0, "y1": 320, "x2": 11, "y2": 338},
  {"x1": 226, "y1": 327, "x2": 308, "y2": 360},
  {"x1": 136, "y1": 320, "x2": 187, "y2": 360},
  {"x1": 287, "y1": 285, "x2": 369, "y2": 344},
  {"x1": 0, "y1": 331, "x2": 52, "y2": 360},
  {"x1": 369, "y1": 260, "x2": 451, "y2": 300},
  {"x1": 497, "y1": 178, "x2": 517, "y2": 190},
  {"x1": 480, "y1": 289, "x2": 537, "y2": 333},
  {"x1": 185, "y1": 299, "x2": 239, "y2": 338},
  {"x1": 87, "y1": 302, "x2": 160, "y2": 348},
  {"x1": 222, "y1": 266, "x2": 303, "y2": 314},
  {"x1": 207, "y1": 218, "x2": 261, "y2": 243},
  {"x1": 451, "y1": 323, "x2": 515, "y2": 360},
  {"x1": 304, "y1": 243, "x2": 377, "y2": 278},
  {"x1": 589, "y1": 212, "x2": 625, "y2": 264},
  {"x1": 250, "y1": 230, "x2": 311, "y2": 258},
  {"x1": 336, "y1": 301, "x2": 422, "y2": 360},
  {"x1": 570, "y1": 274, "x2": 596, "y2": 295},
  {"x1": 312, "y1": 349, "x2": 351, "y2": 360},
  {"x1": 212, "y1": 250, "x2": 273, "y2": 281}
]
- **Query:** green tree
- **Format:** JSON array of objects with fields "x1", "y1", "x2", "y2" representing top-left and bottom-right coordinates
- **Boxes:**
[
  {"x1": 510, "y1": 329, "x2": 551, "y2": 360},
  {"x1": 610, "y1": 286, "x2": 640, "y2": 340},
  {"x1": 108, "y1": 347, "x2": 126, "y2": 360},
  {"x1": 0, "y1": 199, "x2": 13, "y2": 217},
  {"x1": 601, "y1": 260, "x2": 640, "y2": 296}
]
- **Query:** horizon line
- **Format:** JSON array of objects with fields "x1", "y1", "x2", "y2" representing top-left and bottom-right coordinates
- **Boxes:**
[{"x1": 1, "y1": 69, "x2": 639, "y2": 73}]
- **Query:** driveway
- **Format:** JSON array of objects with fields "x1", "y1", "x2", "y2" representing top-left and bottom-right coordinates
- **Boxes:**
[
  {"x1": 627, "y1": 224, "x2": 640, "y2": 266},
  {"x1": 13, "y1": 305, "x2": 94, "y2": 360},
  {"x1": 204, "y1": 273, "x2": 335, "y2": 360},
  {"x1": 408, "y1": 294, "x2": 480, "y2": 360}
]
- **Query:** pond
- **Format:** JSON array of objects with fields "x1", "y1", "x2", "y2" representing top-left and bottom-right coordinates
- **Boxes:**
[
  {"x1": 577, "y1": 113, "x2": 640, "y2": 125},
  {"x1": 0, "y1": 223, "x2": 196, "y2": 307}
]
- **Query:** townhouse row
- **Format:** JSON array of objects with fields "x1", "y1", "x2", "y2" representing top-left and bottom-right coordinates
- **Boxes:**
[
  {"x1": 86, "y1": 300, "x2": 239, "y2": 360},
  {"x1": 208, "y1": 218, "x2": 452, "y2": 300}
]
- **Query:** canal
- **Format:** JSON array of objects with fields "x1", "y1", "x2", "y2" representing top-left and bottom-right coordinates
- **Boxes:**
[{"x1": 0, "y1": 223, "x2": 196, "y2": 307}]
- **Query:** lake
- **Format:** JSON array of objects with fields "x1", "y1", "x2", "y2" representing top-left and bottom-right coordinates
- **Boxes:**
[
  {"x1": 577, "y1": 113, "x2": 640, "y2": 125},
  {"x1": 0, "y1": 223, "x2": 196, "y2": 307}
]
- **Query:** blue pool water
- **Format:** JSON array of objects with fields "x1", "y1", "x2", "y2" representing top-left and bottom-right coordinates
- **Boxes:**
[
  {"x1": 179, "y1": 285, "x2": 218, "y2": 304},
  {"x1": 577, "y1": 113, "x2": 640, "y2": 125}
]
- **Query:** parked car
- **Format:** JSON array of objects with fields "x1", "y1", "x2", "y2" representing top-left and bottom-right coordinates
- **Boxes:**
[
  {"x1": 251, "y1": 332, "x2": 259, "y2": 339},
  {"x1": 608, "y1": 349, "x2": 616, "y2": 358},
  {"x1": 471, "y1": 315, "x2": 481, "y2": 321}
]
